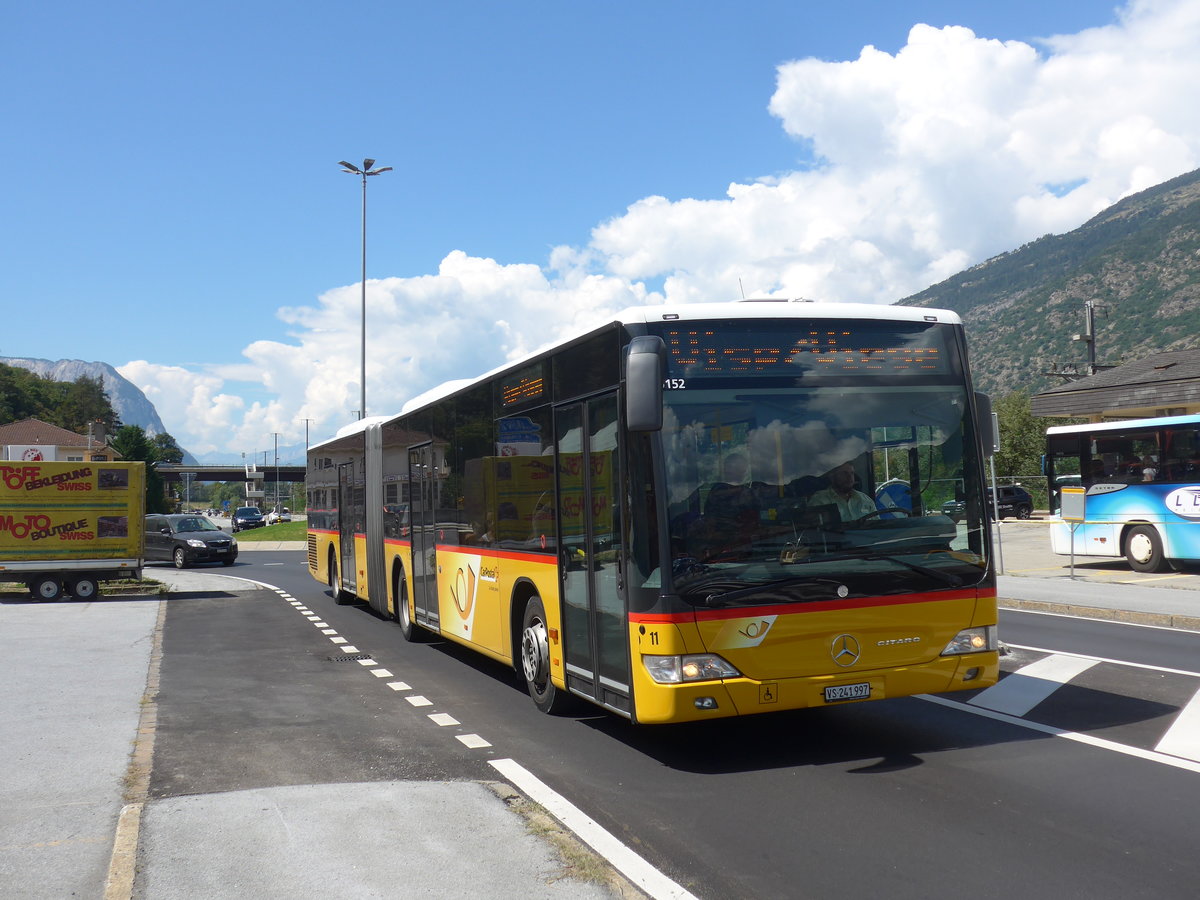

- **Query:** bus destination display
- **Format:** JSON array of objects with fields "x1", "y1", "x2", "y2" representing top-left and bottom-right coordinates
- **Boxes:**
[{"x1": 655, "y1": 325, "x2": 952, "y2": 378}]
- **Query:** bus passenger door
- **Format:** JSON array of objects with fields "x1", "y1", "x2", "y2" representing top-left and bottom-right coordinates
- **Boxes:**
[
  {"x1": 555, "y1": 394, "x2": 630, "y2": 714},
  {"x1": 408, "y1": 443, "x2": 439, "y2": 628},
  {"x1": 337, "y1": 462, "x2": 357, "y2": 595}
]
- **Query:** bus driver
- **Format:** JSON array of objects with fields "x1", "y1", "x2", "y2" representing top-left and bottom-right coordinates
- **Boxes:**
[{"x1": 809, "y1": 461, "x2": 877, "y2": 521}]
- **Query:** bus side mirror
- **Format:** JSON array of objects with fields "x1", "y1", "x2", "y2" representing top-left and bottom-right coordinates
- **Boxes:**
[
  {"x1": 626, "y1": 336, "x2": 666, "y2": 432},
  {"x1": 975, "y1": 391, "x2": 997, "y2": 457}
]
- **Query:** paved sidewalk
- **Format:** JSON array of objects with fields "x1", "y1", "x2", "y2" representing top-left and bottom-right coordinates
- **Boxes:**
[{"x1": 0, "y1": 567, "x2": 639, "y2": 900}]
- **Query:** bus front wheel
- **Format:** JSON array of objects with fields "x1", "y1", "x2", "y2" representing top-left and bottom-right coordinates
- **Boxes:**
[
  {"x1": 520, "y1": 596, "x2": 575, "y2": 715},
  {"x1": 1125, "y1": 525, "x2": 1169, "y2": 573}
]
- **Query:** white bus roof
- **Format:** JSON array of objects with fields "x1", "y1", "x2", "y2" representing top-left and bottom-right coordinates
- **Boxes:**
[
  {"x1": 1047, "y1": 413, "x2": 1200, "y2": 436},
  {"x1": 311, "y1": 300, "x2": 961, "y2": 449}
]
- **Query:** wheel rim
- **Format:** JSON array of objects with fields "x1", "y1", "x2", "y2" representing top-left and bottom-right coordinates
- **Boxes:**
[
  {"x1": 73, "y1": 580, "x2": 96, "y2": 600},
  {"x1": 36, "y1": 580, "x2": 60, "y2": 600},
  {"x1": 174, "y1": 549, "x2": 186, "y2": 568},
  {"x1": 399, "y1": 583, "x2": 411, "y2": 629},
  {"x1": 1129, "y1": 532, "x2": 1154, "y2": 564},
  {"x1": 521, "y1": 617, "x2": 549, "y2": 690}
]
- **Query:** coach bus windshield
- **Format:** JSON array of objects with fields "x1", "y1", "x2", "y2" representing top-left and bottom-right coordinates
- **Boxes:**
[{"x1": 648, "y1": 318, "x2": 988, "y2": 603}]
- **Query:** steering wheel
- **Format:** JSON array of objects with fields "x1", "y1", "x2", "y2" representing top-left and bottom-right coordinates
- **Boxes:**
[{"x1": 854, "y1": 508, "x2": 911, "y2": 523}]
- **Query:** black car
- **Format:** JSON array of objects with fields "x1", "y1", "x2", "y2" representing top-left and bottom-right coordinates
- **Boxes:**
[
  {"x1": 145, "y1": 514, "x2": 238, "y2": 568},
  {"x1": 231, "y1": 506, "x2": 265, "y2": 532},
  {"x1": 942, "y1": 485, "x2": 1034, "y2": 521}
]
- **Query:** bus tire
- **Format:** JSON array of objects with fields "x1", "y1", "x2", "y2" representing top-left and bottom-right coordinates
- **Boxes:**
[
  {"x1": 396, "y1": 574, "x2": 425, "y2": 642},
  {"x1": 1125, "y1": 525, "x2": 1168, "y2": 573},
  {"x1": 31, "y1": 575, "x2": 63, "y2": 602},
  {"x1": 520, "y1": 596, "x2": 576, "y2": 715},
  {"x1": 329, "y1": 552, "x2": 352, "y2": 605},
  {"x1": 68, "y1": 576, "x2": 98, "y2": 600}
]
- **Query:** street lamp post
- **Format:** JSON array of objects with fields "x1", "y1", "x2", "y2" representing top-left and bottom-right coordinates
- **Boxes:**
[{"x1": 338, "y1": 158, "x2": 392, "y2": 420}]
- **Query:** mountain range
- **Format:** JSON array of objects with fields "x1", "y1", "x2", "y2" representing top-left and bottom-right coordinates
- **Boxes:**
[
  {"x1": 900, "y1": 167, "x2": 1200, "y2": 396},
  {"x1": 0, "y1": 357, "x2": 199, "y2": 464}
]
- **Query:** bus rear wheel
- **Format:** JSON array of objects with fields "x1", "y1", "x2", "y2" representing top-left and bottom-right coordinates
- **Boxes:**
[
  {"x1": 520, "y1": 596, "x2": 575, "y2": 715},
  {"x1": 1125, "y1": 525, "x2": 1169, "y2": 573},
  {"x1": 329, "y1": 553, "x2": 352, "y2": 605},
  {"x1": 396, "y1": 574, "x2": 425, "y2": 642}
]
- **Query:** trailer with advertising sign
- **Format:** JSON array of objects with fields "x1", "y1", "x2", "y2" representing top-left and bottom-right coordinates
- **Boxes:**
[{"x1": 0, "y1": 461, "x2": 146, "y2": 600}]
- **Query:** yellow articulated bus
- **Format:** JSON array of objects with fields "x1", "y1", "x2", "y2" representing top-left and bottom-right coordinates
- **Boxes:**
[{"x1": 307, "y1": 301, "x2": 999, "y2": 724}]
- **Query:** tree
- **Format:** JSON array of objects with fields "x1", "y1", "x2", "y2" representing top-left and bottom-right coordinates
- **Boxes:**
[
  {"x1": 112, "y1": 424, "x2": 169, "y2": 513},
  {"x1": 992, "y1": 391, "x2": 1051, "y2": 479},
  {"x1": 150, "y1": 432, "x2": 184, "y2": 464}
]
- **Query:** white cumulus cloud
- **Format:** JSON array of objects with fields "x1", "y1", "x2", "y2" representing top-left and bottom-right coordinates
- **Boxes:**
[{"x1": 124, "y1": 0, "x2": 1200, "y2": 459}]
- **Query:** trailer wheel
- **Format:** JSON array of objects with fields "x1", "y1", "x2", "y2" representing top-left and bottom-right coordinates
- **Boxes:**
[
  {"x1": 68, "y1": 576, "x2": 98, "y2": 600},
  {"x1": 31, "y1": 575, "x2": 64, "y2": 602}
]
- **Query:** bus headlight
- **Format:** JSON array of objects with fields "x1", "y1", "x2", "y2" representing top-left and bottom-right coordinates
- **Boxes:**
[
  {"x1": 941, "y1": 625, "x2": 997, "y2": 656},
  {"x1": 643, "y1": 653, "x2": 741, "y2": 684}
]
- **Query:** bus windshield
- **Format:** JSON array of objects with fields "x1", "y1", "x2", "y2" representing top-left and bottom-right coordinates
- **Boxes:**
[{"x1": 654, "y1": 323, "x2": 987, "y2": 602}]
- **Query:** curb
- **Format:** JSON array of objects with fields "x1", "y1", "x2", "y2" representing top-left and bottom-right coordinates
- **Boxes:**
[{"x1": 1000, "y1": 596, "x2": 1200, "y2": 632}]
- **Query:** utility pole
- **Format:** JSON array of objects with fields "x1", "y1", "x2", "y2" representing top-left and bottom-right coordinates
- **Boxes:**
[{"x1": 1071, "y1": 300, "x2": 1100, "y2": 376}]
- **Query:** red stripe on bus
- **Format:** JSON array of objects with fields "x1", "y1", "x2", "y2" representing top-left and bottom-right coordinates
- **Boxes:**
[
  {"x1": 433, "y1": 544, "x2": 556, "y2": 565},
  {"x1": 629, "y1": 588, "x2": 994, "y2": 624}
]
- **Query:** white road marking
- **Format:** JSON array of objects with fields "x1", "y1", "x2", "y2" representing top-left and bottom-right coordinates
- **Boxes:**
[
  {"x1": 371, "y1": 668, "x2": 393, "y2": 678},
  {"x1": 491, "y1": 758, "x2": 698, "y2": 900},
  {"x1": 458, "y1": 734, "x2": 491, "y2": 748},
  {"x1": 969, "y1": 653, "x2": 1098, "y2": 716},
  {"x1": 312, "y1": 621, "x2": 328, "y2": 627},
  {"x1": 429, "y1": 713, "x2": 459, "y2": 726},
  {"x1": 322, "y1": 629, "x2": 338, "y2": 635},
  {"x1": 1156, "y1": 686, "x2": 1200, "y2": 762},
  {"x1": 330, "y1": 637, "x2": 347, "y2": 644},
  {"x1": 922, "y1": 694, "x2": 1200, "y2": 774},
  {"x1": 405, "y1": 695, "x2": 433, "y2": 707},
  {"x1": 1006, "y1": 643, "x2": 1200, "y2": 679},
  {"x1": 386, "y1": 682, "x2": 411, "y2": 691}
]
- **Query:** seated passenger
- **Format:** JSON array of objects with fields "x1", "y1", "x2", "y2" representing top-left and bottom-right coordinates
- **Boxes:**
[{"x1": 808, "y1": 461, "x2": 877, "y2": 521}]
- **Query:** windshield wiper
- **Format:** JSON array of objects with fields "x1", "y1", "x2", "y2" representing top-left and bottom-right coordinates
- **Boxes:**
[
  {"x1": 861, "y1": 553, "x2": 964, "y2": 587},
  {"x1": 696, "y1": 576, "x2": 851, "y2": 608}
]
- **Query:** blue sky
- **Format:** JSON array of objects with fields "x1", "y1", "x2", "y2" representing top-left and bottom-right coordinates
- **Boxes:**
[{"x1": 4, "y1": 1, "x2": 1197, "y2": 462}]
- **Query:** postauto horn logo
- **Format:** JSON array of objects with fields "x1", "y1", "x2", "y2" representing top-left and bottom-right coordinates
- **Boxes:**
[{"x1": 1165, "y1": 487, "x2": 1200, "y2": 519}]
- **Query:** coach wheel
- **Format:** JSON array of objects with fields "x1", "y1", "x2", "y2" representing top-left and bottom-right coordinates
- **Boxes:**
[
  {"x1": 1125, "y1": 525, "x2": 1168, "y2": 573},
  {"x1": 68, "y1": 576, "x2": 99, "y2": 600},
  {"x1": 520, "y1": 596, "x2": 575, "y2": 715},
  {"x1": 31, "y1": 575, "x2": 63, "y2": 602},
  {"x1": 396, "y1": 574, "x2": 425, "y2": 642}
]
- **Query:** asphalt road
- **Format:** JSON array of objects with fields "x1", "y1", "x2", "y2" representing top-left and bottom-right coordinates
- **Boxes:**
[{"x1": 198, "y1": 546, "x2": 1200, "y2": 899}]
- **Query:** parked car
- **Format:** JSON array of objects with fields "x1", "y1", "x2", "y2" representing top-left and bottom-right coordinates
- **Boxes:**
[
  {"x1": 941, "y1": 485, "x2": 1034, "y2": 521},
  {"x1": 231, "y1": 506, "x2": 266, "y2": 532},
  {"x1": 145, "y1": 514, "x2": 237, "y2": 568},
  {"x1": 265, "y1": 507, "x2": 292, "y2": 525}
]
